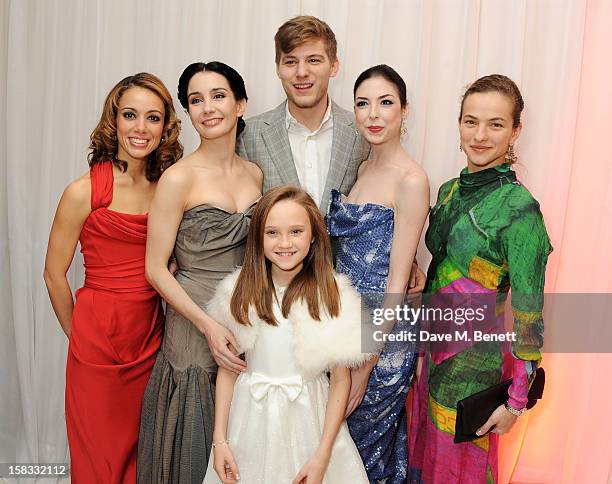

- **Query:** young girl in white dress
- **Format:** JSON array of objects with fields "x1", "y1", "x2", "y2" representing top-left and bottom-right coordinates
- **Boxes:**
[{"x1": 202, "y1": 186, "x2": 371, "y2": 484}]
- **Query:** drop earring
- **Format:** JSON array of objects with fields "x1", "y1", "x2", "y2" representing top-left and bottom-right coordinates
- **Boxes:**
[{"x1": 505, "y1": 144, "x2": 517, "y2": 164}]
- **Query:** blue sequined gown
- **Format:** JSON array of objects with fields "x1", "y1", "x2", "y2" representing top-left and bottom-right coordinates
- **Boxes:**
[{"x1": 327, "y1": 188, "x2": 416, "y2": 484}]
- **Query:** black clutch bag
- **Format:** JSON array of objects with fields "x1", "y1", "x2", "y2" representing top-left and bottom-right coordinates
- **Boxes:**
[{"x1": 454, "y1": 367, "x2": 545, "y2": 443}]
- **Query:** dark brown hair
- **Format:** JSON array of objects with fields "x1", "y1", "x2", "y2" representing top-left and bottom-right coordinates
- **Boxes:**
[
  {"x1": 459, "y1": 74, "x2": 524, "y2": 128},
  {"x1": 230, "y1": 186, "x2": 340, "y2": 326},
  {"x1": 88, "y1": 72, "x2": 183, "y2": 182},
  {"x1": 177, "y1": 61, "x2": 248, "y2": 138},
  {"x1": 354, "y1": 64, "x2": 407, "y2": 107},
  {"x1": 274, "y1": 15, "x2": 337, "y2": 64}
]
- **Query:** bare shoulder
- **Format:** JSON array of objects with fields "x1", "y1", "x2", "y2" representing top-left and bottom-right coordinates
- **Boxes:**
[
  {"x1": 392, "y1": 158, "x2": 430, "y2": 211},
  {"x1": 56, "y1": 172, "x2": 92, "y2": 220},
  {"x1": 357, "y1": 159, "x2": 371, "y2": 176},
  {"x1": 63, "y1": 173, "x2": 91, "y2": 205},
  {"x1": 158, "y1": 158, "x2": 195, "y2": 191},
  {"x1": 242, "y1": 159, "x2": 263, "y2": 185},
  {"x1": 391, "y1": 153, "x2": 427, "y2": 188},
  {"x1": 401, "y1": 161, "x2": 429, "y2": 189}
]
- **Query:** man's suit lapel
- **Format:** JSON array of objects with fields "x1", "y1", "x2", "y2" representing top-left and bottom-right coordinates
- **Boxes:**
[
  {"x1": 321, "y1": 101, "x2": 357, "y2": 209},
  {"x1": 261, "y1": 102, "x2": 300, "y2": 186}
]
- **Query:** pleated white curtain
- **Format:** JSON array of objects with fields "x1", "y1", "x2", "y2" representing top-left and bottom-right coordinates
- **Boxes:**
[{"x1": 1, "y1": 1, "x2": 610, "y2": 482}]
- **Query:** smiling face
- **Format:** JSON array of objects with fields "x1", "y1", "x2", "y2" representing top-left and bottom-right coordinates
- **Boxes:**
[
  {"x1": 459, "y1": 91, "x2": 522, "y2": 172},
  {"x1": 354, "y1": 76, "x2": 406, "y2": 146},
  {"x1": 186, "y1": 71, "x2": 246, "y2": 140},
  {"x1": 115, "y1": 86, "x2": 165, "y2": 164},
  {"x1": 263, "y1": 199, "x2": 313, "y2": 285},
  {"x1": 276, "y1": 38, "x2": 339, "y2": 113}
]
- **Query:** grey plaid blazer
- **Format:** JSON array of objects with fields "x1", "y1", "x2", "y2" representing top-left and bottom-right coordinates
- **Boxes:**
[{"x1": 236, "y1": 100, "x2": 370, "y2": 211}]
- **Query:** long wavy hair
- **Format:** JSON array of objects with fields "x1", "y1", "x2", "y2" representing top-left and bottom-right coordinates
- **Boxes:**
[
  {"x1": 230, "y1": 186, "x2": 340, "y2": 326},
  {"x1": 88, "y1": 72, "x2": 183, "y2": 181}
]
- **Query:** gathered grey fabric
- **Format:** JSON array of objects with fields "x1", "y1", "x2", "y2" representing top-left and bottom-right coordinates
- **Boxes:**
[
  {"x1": 137, "y1": 203, "x2": 255, "y2": 484},
  {"x1": 137, "y1": 352, "x2": 215, "y2": 484}
]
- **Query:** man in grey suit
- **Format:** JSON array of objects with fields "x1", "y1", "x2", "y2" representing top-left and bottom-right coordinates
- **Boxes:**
[
  {"x1": 236, "y1": 15, "x2": 425, "y2": 289},
  {"x1": 236, "y1": 15, "x2": 369, "y2": 212}
]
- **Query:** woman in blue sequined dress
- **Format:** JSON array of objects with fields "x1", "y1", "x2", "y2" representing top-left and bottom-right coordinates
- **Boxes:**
[{"x1": 327, "y1": 65, "x2": 430, "y2": 483}]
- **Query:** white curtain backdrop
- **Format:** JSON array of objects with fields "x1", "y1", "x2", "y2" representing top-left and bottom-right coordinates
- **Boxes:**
[{"x1": 1, "y1": 1, "x2": 611, "y2": 482}]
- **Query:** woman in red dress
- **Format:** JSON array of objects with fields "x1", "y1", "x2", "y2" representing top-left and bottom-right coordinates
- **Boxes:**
[{"x1": 43, "y1": 73, "x2": 182, "y2": 483}]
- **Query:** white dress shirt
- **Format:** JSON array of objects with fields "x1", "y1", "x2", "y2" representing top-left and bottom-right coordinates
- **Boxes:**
[{"x1": 285, "y1": 101, "x2": 334, "y2": 207}]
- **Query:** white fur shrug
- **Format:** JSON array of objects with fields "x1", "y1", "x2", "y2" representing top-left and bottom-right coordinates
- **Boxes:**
[{"x1": 207, "y1": 270, "x2": 374, "y2": 379}]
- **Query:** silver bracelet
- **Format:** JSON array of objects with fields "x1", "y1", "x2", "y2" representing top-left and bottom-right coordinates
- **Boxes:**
[
  {"x1": 504, "y1": 401, "x2": 526, "y2": 417},
  {"x1": 212, "y1": 439, "x2": 230, "y2": 448}
]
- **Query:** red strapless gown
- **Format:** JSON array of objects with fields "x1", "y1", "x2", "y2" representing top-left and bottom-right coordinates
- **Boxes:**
[{"x1": 65, "y1": 161, "x2": 163, "y2": 483}]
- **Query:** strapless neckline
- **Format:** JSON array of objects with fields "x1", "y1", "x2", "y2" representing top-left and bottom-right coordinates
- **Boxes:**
[
  {"x1": 184, "y1": 198, "x2": 260, "y2": 215},
  {"x1": 330, "y1": 189, "x2": 394, "y2": 212}
]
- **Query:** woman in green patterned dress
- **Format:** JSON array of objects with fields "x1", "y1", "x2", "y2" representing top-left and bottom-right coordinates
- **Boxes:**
[{"x1": 408, "y1": 75, "x2": 552, "y2": 483}]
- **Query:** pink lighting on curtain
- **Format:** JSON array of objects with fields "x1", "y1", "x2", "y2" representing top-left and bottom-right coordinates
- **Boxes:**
[{"x1": 500, "y1": 1, "x2": 612, "y2": 482}]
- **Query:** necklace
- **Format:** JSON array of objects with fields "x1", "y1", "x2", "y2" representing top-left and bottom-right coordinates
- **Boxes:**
[{"x1": 274, "y1": 281, "x2": 289, "y2": 297}]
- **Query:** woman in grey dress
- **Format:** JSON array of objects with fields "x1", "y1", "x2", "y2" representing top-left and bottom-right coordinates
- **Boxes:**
[{"x1": 137, "y1": 62, "x2": 262, "y2": 483}]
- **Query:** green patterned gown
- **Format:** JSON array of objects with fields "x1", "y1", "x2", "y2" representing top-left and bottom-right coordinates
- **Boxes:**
[{"x1": 408, "y1": 163, "x2": 552, "y2": 484}]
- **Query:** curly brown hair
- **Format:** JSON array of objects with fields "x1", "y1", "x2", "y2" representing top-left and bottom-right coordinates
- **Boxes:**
[{"x1": 88, "y1": 72, "x2": 183, "y2": 182}]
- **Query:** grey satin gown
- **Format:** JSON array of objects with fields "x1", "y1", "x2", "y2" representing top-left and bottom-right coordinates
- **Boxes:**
[{"x1": 137, "y1": 202, "x2": 255, "y2": 484}]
